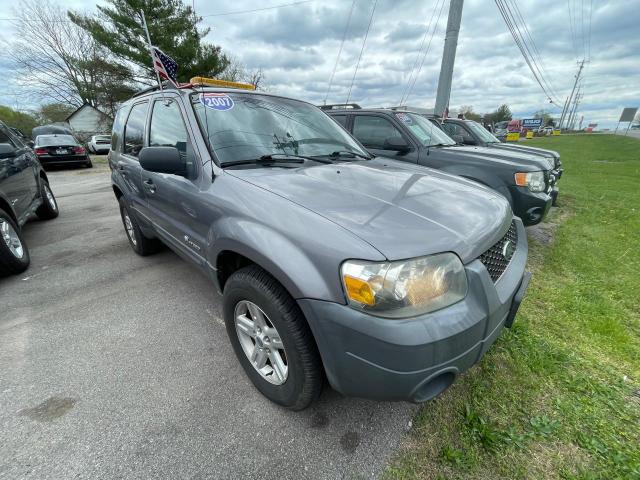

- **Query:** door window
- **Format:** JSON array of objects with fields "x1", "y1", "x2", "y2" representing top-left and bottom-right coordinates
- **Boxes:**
[
  {"x1": 149, "y1": 99, "x2": 196, "y2": 177},
  {"x1": 443, "y1": 123, "x2": 474, "y2": 143},
  {"x1": 352, "y1": 116, "x2": 404, "y2": 150},
  {"x1": 331, "y1": 115, "x2": 348, "y2": 128},
  {"x1": 123, "y1": 102, "x2": 148, "y2": 157}
]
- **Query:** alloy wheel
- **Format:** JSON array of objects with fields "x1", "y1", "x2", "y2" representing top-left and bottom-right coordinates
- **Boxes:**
[
  {"x1": 234, "y1": 300, "x2": 288, "y2": 385},
  {"x1": 0, "y1": 218, "x2": 24, "y2": 259},
  {"x1": 123, "y1": 213, "x2": 137, "y2": 246}
]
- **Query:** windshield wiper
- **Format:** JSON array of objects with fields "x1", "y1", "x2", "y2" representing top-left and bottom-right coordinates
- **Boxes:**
[
  {"x1": 328, "y1": 150, "x2": 371, "y2": 160},
  {"x1": 222, "y1": 153, "x2": 332, "y2": 168}
]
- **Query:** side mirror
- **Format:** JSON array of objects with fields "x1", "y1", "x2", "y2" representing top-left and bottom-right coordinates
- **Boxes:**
[
  {"x1": 463, "y1": 137, "x2": 477, "y2": 145},
  {"x1": 139, "y1": 146, "x2": 186, "y2": 176},
  {"x1": 383, "y1": 136, "x2": 410, "y2": 152},
  {"x1": 0, "y1": 143, "x2": 17, "y2": 159}
]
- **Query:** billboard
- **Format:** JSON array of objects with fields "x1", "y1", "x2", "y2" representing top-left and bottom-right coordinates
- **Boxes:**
[
  {"x1": 618, "y1": 107, "x2": 638, "y2": 122},
  {"x1": 522, "y1": 118, "x2": 543, "y2": 129}
]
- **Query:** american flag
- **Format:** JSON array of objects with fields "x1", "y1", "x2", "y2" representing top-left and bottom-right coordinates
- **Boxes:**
[{"x1": 152, "y1": 47, "x2": 178, "y2": 87}]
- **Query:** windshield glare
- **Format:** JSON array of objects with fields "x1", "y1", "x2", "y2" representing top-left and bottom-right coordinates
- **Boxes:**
[
  {"x1": 394, "y1": 113, "x2": 456, "y2": 147},
  {"x1": 466, "y1": 121, "x2": 501, "y2": 143},
  {"x1": 192, "y1": 92, "x2": 368, "y2": 164}
]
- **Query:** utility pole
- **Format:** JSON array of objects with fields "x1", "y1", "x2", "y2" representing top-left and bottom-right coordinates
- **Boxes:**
[
  {"x1": 567, "y1": 89, "x2": 582, "y2": 130},
  {"x1": 434, "y1": 0, "x2": 464, "y2": 117},
  {"x1": 559, "y1": 59, "x2": 585, "y2": 129}
]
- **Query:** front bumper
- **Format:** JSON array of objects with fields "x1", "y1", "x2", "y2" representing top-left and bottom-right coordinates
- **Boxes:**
[
  {"x1": 509, "y1": 186, "x2": 552, "y2": 226},
  {"x1": 299, "y1": 219, "x2": 530, "y2": 403}
]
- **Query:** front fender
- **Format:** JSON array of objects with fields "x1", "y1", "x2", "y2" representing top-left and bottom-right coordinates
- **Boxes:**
[
  {"x1": 208, "y1": 217, "x2": 345, "y2": 303},
  {"x1": 438, "y1": 165, "x2": 513, "y2": 207}
]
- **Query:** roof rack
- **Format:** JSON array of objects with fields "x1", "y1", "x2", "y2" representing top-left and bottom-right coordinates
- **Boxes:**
[
  {"x1": 131, "y1": 81, "x2": 175, "y2": 98},
  {"x1": 318, "y1": 103, "x2": 361, "y2": 111}
]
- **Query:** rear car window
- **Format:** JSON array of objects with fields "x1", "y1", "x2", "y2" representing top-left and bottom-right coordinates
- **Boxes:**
[
  {"x1": 35, "y1": 135, "x2": 77, "y2": 146},
  {"x1": 123, "y1": 102, "x2": 148, "y2": 157},
  {"x1": 331, "y1": 115, "x2": 348, "y2": 127}
]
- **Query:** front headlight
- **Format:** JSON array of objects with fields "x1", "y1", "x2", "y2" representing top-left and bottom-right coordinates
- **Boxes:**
[
  {"x1": 341, "y1": 253, "x2": 467, "y2": 318},
  {"x1": 514, "y1": 171, "x2": 545, "y2": 192}
]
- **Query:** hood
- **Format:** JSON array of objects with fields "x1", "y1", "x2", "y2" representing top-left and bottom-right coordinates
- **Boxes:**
[
  {"x1": 489, "y1": 143, "x2": 559, "y2": 162},
  {"x1": 227, "y1": 159, "x2": 512, "y2": 263},
  {"x1": 444, "y1": 145, "x2": 554, "y2": 170}
]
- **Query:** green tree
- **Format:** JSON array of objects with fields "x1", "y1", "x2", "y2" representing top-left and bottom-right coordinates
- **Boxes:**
[
  {"x1": 36, "y1": 103, "x2": 76, "y2": 125},
  {"x1": 458, "y1": 105, "x2": 482, "y2": 122},
  {"x1": 0, "y1": 106, "x2": 38, "y2": 136},
  {"x1": 69, "y1": 0, "x2": 229, "y2": 85},
  {"x1": 533, "y1": 109, "x2": 556, "y2": 127}
]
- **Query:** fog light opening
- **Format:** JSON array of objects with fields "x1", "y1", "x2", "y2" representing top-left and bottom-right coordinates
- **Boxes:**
[{"x1": 412, "y1": 371, "x2": 456, "y2": 403}]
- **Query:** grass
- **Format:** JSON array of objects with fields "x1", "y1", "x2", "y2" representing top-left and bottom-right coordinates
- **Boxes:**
[{"x1": 385, "y1": 135, "x2": 640, "y2": 480}]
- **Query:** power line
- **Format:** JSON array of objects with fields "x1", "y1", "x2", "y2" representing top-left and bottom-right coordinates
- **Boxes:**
[
  {"x1": 402, "y1": 0, "x2": 447, "y2": 105},
  {"x1": 398, "y1": 0, "x2": 444, "y2": 106},
  {"x1": 495, "y1": 0, "x2": 561, "y2": 106},
  {"x1": 345, "y1": 0, "x2": 378, "y2": 105},
  {"x1": 324, "y1": 0, "x2": 356, "y2": 104}
]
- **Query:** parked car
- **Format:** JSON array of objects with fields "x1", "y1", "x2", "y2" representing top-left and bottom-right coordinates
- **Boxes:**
[
  {"x1": 88, "y1": 134, "x2": 111, "y2": 154},
  {"x1": 325, "y1": 106, "x2": 556, "y2": 225},
  {"x1": 440, "y1": 118, "x2": 562, "y2": 205},
  {"x1": 31, "y1": 124, "x2": 74, "y2": 140},
  {"x1": 33, "y1": 134, "x2": 92, "y2": 168},
  {"x1": 0, "y1": 121, "x2": 59, "y2": 276},
  {"x1": 110, "y1": 79, "x2": 531, "y2": 410}
]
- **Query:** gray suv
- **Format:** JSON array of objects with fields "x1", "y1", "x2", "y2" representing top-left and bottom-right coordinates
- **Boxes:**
[{"x1": 109, "y1": 83, "x2": 530, "y2": 410}]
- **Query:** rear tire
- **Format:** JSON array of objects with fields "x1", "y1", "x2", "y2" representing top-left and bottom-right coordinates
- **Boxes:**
[
  {"x1": 0, "y1": 209, "x2": 30, "y2": 276},
  {"x1": 36, "y1": 179, "x2": 59, "y2": 220},
  {"x1": 118, "y1": 197, "x2": 160, "y2": 256},
  {"x1": 223, "y1": 265, "x2": 323, "y2": 410}
]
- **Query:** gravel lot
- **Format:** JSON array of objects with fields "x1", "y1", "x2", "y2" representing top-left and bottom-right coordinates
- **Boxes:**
[{"x1": 0, "y1": 163, "x2": 416, "y2": 480}]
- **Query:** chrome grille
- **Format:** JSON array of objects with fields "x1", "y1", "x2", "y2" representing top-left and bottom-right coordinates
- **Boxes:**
[{"x1": 478, "y1": 221, "x2": 518, "y2": 282}]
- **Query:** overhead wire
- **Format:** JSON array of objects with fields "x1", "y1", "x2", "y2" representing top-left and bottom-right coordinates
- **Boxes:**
[
  {"x1": 345, "y1": 0, "x2": 378, "y2": 105},
  {"x1": 324, "y1": 0, "x2": 357, "y2": 104},
  {"x1": 402, "y1": 0, "x2": 447, "y2": 105},
  {"x1": 397, "y1": 0, "x2": 443, "y2": 106}
]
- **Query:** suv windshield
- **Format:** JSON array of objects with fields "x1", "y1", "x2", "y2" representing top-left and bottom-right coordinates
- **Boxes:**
[
  {"x1": 192, "y1": 92, "x2": 369, "y2": 165},
  {"x1": 35, "y1": 135, "x2": 77, "y2": 146},
  {"x1": 394, "y1": 112, "x2": 456, "y2": 147},
  {"x1": 466, "y1": 121, "x2": 501, "y2": 144}
]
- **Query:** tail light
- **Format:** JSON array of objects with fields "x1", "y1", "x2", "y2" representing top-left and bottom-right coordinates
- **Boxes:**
[
  {"x1": 34, "y1": 148, "x2": 47, "y2": 155},
  {"x1": 73, "y1": 146, "x2": 86, "y2": 154}
]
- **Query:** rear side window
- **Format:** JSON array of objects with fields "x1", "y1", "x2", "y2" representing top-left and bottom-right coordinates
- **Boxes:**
[
  {"x1": 331, "y1": 115, "x2": 348, "y2": 128},
  {"x1": 352, "y1": 115, "x2": 403, "y2": 150},
  {"x1": 123, "y1": 102, "x2": 148, "y2": 157},
  {"x1": 149, "y1": 99, "x2": 196, "y2": 176},
  {"x1": 111, "y1": 106, "x2": 128, "y2": 151},
  {"x1": 0, "y1": 128, "x2": 18, "y2": 148}
]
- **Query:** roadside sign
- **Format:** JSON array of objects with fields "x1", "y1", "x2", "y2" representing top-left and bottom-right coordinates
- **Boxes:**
[
  {"x1": 506, "y1": 132, "x2": 520, "y2": 142},
  {"x1": 522, "y1": 118, "x2": 543, "y2": 129},
  {"x1": 525, "y1": 131, "x2": 534, "y2": 139},
  {"x1": 552, "y1": 130, "x2": 561, "y2": 136},
  {"x1": 618, "y1": 107, "x2": 638, "y2": 122}
]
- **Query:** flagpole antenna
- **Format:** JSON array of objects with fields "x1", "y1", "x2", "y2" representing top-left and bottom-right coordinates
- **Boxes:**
[{"x1": 140, "y1": 9, "x2": 167, "y2": 103}]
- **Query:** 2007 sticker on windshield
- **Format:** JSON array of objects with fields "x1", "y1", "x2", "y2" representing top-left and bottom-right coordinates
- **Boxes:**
[{"x1": 200, "y1": 92, "x2": 234, "y2": 111}]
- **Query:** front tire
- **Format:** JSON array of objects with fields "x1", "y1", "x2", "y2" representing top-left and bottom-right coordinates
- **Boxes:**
[
  {"x1": 0, "y1": 209, "x2": 30, "y2": 276},
  {"x1": 223, "y1": 265, "x2": 323, "y2": 410},
  {"x1": 118, "y1": 197, "x2": 160, "y2": 256},
  {"x1": 36, "y1": 179, "x2": 59, "y2": 220}
]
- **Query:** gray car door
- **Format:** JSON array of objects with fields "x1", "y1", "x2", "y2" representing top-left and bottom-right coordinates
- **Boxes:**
[
  {"x1": 350, "y1": 114, "x2": 420, "y2": 163},
  {"x1": 117, "y1": 101, "x2": 152, "y2": 225},
  {"x1": 141, "y1": 97, "x2": 208, "y2": 266}
]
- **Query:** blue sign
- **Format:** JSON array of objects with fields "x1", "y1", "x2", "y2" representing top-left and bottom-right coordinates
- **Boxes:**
[
  {"x1": 200, "y1": 93, "x2": 234, "y2": 111},
  {"x1": 522, "y1": 118, "x2": 543, "y2": 128}
]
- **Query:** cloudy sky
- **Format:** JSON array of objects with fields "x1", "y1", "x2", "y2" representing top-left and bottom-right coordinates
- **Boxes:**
[{"x1": 0, "y1": 0, "x2": 638, "y2": 128}]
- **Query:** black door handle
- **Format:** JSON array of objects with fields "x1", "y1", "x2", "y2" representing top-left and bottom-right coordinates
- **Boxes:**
[{"x1": 143, "y1": 179, "x2": 156, "y2": 193}]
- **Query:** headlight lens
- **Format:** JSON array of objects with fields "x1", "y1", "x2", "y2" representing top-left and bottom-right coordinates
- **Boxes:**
[
  {"x1": 514, "y1": 171, "x2": 546, "y2": 192},
  {"x1": 341, "y1": 253, "x2": 467, "y2": 318}
]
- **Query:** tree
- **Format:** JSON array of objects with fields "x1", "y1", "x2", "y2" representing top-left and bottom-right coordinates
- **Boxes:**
[
  {"x1": 533, "y1": 110, "x2": 556, "y2": 127},
  {"x1": 220, "y1": 56, "x2": 267, "y2": 90},
  {"x1": 69, "y1": 0, "x2": 229, "y2": 85},
  {"x1": 9, "y1": 0, "x2": 134, "y2": 117},
  {"x1": 0, "y1": 106, "x2": 38, "y2": 136},
  {"x1": 36, "y1": 103, "x2": 76, "y2": 125},
  {"x1": 458, "y1": 105, "x2": 482, "y2": 122},
  {"x1": 485, "y1": 104, "x2": 513, "y2": 124}
]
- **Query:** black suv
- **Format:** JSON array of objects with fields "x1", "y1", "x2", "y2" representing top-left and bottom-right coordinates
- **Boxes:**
[
  {"x1": 0, "y1": 121, "x2": 59, "y2": 276},
  {"x1": 325, "y1": 105, "x2": 556, "y2": 226},
  {"x1": 440, "y1": 118, "x2": 563, "y2": 200}
]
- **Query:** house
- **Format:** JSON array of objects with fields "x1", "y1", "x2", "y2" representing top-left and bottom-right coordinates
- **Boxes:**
[{"x1": 65, "y1": 104, "x2": 113, "y2": 142}]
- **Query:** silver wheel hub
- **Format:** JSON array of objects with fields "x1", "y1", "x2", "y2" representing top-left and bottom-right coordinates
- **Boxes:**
[
  {"x1": 123, "y1": 213, "x2": 136, "y2": 246},
  {"x1": 44, "y1": 185, "x2": 57, "y2": 211},
  {"x1": 234, "y1": 300, "x2": 288, "y2": 385},
  {"x1": 0, "y1": 218, "x2": 24, "y2": 259}
]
